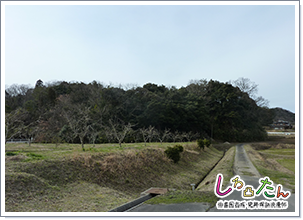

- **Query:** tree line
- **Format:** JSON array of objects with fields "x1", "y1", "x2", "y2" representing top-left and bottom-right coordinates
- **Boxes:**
[{"x1": 5, "y1": 78, "x2": 274, "y2": 148}]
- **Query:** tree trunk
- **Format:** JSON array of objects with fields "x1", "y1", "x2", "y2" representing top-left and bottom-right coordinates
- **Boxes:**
[{"x1": 80, "y1": 138, "x2": 85, "y2": 151}]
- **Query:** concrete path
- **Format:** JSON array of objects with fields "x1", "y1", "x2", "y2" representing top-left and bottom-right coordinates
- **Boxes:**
[
  {"x1": 128, "y1": 144, "x2": 295, "y2": 212},
  {"x1": 208, "y1": 144, "x2": 295, "y2": 212}
]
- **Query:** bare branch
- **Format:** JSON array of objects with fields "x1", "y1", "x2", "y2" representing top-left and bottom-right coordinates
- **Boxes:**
[
  {"x1": 108, "y1": 119, "x2": 133, "y2": 147},
  {"x1": 154, "y1": 128, "x2": 171, "y2": 144}
]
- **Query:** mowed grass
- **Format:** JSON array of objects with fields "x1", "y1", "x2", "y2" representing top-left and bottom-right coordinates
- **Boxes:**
[
  {"x1": 276, "y1": 159, "x2": 295, "y2": 173},
  {"x1": 5, "y1": 141, "x2": 228, "y2": 212},
  {"x1": 259, "y1": 148, "x2": 295, "y2": 156},
  {"x1": 5, "y1": 142, "x2": 197, "y2": 161},
  {"x1": 245, "y1": 140, "x2": 295, "y2": 193}
]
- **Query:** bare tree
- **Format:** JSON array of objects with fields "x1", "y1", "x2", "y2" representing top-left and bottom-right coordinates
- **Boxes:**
[
  {"x1": 140, "y1": 125, "x2": 155, "y2": 146},
  {"x1": 230, "y1": 77, "x2": 269, "y2": 107},
  {"x1": 5, "y1": 107, "x2": 40, "y2": 146},
  {"x1": 88, "y1": 126, "x2": 99, "y2": 147},
  {"x1": 154, "y1": 128, "x2": 171, "y2": 144},
  {"x1": 108, "y1": 119, "x2": 133, "y2": 148},
  {"x1": 5, "y1": 108, "x2": 26, "y2": 143},
  {"x1": 182, "y1": 131, "x2": 199, "y2": 142},
  {"x1": 103, "y1": 127, "x2": 115, "y2": 143},
  {"x1": 59, "y1": 95, "x2": 92, "y2": 150},
  {"x1": 24, "y1": 123, "x2": 40, "y2": 147},
  {"x1": 5, "y1": 84, "x2": 32, "y2": 96},
  {"x1": 254, "y1": 96, "x2": 270, "y2": 108},
  {"x1": 122, "y1": 83, "x2": 139, "y2": 91},
  {"x1": 139, "y1": 127, "x2": 149, "y2": 146},
  {"x1": 171, "y1": 131, "x2": 183, "y2": 143},
  {"x1": 36, "y1": 107, "x2": 64, "y2": 147},
  {"x1": 230, "y1": 77, "x2": 258, "y2": 97},
  {"x1": 147, "y1": 126, "x2": 155, "y2": 144}
]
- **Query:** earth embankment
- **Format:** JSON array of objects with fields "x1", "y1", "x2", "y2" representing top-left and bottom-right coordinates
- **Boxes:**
[{"x1": 6, "y1": 142, "x2": 225, "y2": 212}]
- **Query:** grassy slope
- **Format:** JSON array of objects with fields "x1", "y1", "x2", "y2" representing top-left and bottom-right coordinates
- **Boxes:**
[
  {"x1": 5, "y1": 142, "x2": 225, "y2": 212},
  {"x1": 196, "y1": 146, "x2": 235, "y2": 191},
  {"x1": 146, "y1": 146, "x2": 235, "y2": 206},
  {"x1": 244, "y1": 139, "x2": 295, "y2": 193}
]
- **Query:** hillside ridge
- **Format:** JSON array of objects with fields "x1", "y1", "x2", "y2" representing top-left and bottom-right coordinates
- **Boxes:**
[{"x1": 271, "y1": 107, "x2": 295, "y2": 124}]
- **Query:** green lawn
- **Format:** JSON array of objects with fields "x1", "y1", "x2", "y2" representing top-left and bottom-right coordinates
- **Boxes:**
[
  {"x1": 259, "y1": 148, "x2": 295, "y2": 156},
  {"x1": 245, "y1": 144, "x2": 295, "y2": 193},
  {"x1": 276, "y1": 158, "x2": 295, "y2": 173}
]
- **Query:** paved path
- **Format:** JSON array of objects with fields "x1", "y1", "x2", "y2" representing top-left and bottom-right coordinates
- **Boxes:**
[
  {"x1": 208, "y1": 144, "x2": 295, "y2": 212},
  {"x1": 128, "y1": 144, "x2": 295, "y2": 212}
]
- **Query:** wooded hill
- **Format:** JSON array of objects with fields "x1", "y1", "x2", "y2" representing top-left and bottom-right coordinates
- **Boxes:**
[
  {"x1": 5, "y1": 79, "x2": 274, "y2": 148},
  {"x1": 271, "y1": 107, "x2": 295, "y2": 124}
]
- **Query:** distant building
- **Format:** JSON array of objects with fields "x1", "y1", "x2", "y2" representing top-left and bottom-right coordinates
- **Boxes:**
[{"x1": 270, "y1": 120, "x2": 293, "y2": 130}]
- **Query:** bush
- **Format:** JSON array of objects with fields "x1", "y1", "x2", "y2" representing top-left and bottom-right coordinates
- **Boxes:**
[
  {"x1": 26, "y1": 153, "x2": 44, "y2": 160},
  {"x1": 175, "y1": 145, "x2": 184, "y2": 153},
  {"x1": 26, "y1": 153, "x2": 43, "y2": 158},
  {"x1": 6, "y1": 152, "x2": 19, "y2": 156},
  {"x1": 197, "y1": 139, "x2": 204, "y2": 150},
  {"x1": 197, "y1": 139, "x2": 210, "y2": 149},
  {"x1": 203, "y1": 139, "x2": 211, "y2": 148},
  {"x1": 164, "y1": 145, "x2": 184, "y2": 163}
]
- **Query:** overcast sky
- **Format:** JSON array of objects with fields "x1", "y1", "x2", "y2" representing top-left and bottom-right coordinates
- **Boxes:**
[{"x1": 4, "y1": 3, "x2": 297, "y2": 113}]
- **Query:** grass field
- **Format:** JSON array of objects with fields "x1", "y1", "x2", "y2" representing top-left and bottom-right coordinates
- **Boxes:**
[
  {"x1": 5, "y1": 141, "x2": 231, "y2": 212},
  {"x1": 245, "y1": 138, "x2": 295, "y2": 193},
  {"x1": 6, "y1": 139, "x2": 294, "y2": 212}
]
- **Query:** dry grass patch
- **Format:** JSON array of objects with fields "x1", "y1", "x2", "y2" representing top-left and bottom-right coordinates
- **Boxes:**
[
  {"x1": 5, "y1": 155, "x2": 29, "y2": 162},
  {"x1": 146, "y1": 146, "x2": 233, "y2": 206},
  {"x1": 6, "y1": 142, "x2": 225, "y2": 212},
  {"x1": 196, "y1": 146, "x2": 235, "y2": 192},
  {"x1": 6, "y1": 180, "x2": 134, "y2": 212},
  {"x1": 161, "y1": 146, "x2": 223, "y2": 190}
]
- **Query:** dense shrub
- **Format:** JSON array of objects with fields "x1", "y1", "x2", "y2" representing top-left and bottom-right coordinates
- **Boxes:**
[
  {"x1": 203, "y1": 139, "x2": 211, "y2": 148},
  {"x1": 175, "y1": 145, "x2": 184, "y2": 153},
  {"x1": 197, "y1": 139, "x2": 204, "y2": 150},
  {"x1": 197, "y1": 139, "x2": 211, "y2": 149},
  {"x1": 164, "y1": 145, "x2": 184, "y2": 163},
  {"x1": 6, "y1": 152, "x2": 19, "y2": 156}
]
